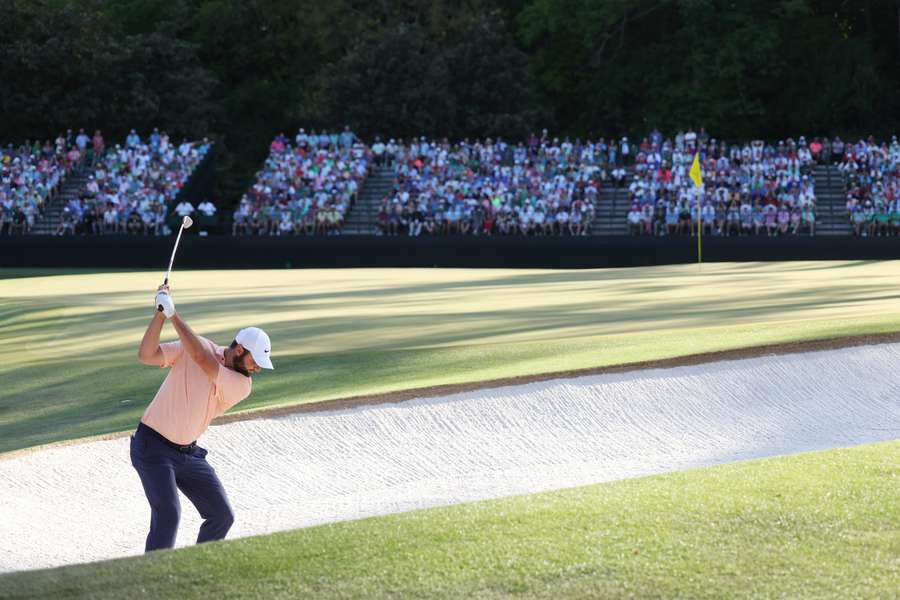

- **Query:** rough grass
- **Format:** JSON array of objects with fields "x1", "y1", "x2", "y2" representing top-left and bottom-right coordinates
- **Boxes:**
[
  {"x1": 2, "y1": 440, "x2": 898, "y2": 599},
  {"x1": 3, "y1": 261, "x2": 900, "y2": 453}
]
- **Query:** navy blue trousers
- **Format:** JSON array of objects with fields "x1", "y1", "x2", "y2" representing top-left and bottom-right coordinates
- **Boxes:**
[{"x1": 130, "y1": 424, "x2": 234, "y2": 552}]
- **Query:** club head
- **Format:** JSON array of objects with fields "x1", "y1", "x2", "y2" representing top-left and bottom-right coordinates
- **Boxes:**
[{"x1": 182, "y1": 216, "x2": 193, "y2": 229}]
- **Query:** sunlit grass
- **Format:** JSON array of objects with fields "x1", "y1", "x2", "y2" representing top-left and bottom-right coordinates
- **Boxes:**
[{"x1": 3, "y1": 261, "x2": 900, "y2": 453}]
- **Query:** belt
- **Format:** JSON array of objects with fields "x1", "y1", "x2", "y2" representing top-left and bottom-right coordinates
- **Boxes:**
[{"x1": 137, "y1": 422, "x2": 197, "y2": 453}]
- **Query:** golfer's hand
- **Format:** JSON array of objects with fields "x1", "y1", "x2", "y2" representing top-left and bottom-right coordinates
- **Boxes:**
[
  {"x1": 157, "y1": 284, "x2": 170, "y2": 293},
  {"x1": 155, "y1": 290, "x2": 176, "y2": 318}
]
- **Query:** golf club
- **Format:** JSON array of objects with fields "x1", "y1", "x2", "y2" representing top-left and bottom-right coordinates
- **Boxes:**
[{"x1": 157, "y1": 215, "x2": 193, "y2": 311}]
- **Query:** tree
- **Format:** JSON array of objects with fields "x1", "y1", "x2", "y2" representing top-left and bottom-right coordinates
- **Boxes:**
[
  {"x1": 324, "y1": 14, "x2": 542, "y2": 140},
  {"x1": 0, "y1": 0, "x2": 216, "y2": 142},
  {"x1": 2, "y1": 0, "x2": 899, "y2": 207},
  {"x1": 516, "y1": 0, "x2": 900, "y2": 140}
]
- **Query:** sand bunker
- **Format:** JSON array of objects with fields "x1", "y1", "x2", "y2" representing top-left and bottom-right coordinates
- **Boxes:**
[{"x1": 2, "y1": 343, "x2": 900, "y2": 573}]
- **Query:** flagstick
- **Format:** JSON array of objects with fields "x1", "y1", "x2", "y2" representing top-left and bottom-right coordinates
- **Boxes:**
[
  {"x1": 697, "y1": 187, "x2": 703, "y2": 270},
  {"x1": 690, "y1": 150, "x2": 703, "y2": 271}
]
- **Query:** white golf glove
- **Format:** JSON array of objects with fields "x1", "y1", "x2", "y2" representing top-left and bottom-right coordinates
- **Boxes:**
[{"x1": 155, "y1": 291, "x2": 176, "y2": 318}]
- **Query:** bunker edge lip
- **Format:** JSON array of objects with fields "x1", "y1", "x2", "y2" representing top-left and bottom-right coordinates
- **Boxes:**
[{"x1": 4, "y1": 329, "x2": 900, "y2": 462}]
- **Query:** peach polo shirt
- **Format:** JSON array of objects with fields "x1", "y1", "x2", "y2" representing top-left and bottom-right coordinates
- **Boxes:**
[{"x1": 141, "y1": 337, "x2": 252, "y2": 444}]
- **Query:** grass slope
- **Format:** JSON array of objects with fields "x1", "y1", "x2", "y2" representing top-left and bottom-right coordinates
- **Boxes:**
[
  {"x1": 3, "y1": 262, "x2": 900, "y2": 453},
  {"x1": 3, "y1": 441, "x2": 898, "y2": 599}
]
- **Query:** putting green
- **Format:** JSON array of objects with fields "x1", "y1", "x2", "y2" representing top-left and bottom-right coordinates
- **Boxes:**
[{"x1": 3, "y1": 261, "x2": 900, "y2": 454}]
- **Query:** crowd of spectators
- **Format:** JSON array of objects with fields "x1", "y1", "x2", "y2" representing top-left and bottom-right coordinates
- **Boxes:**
[
  {"x1": 0, "y1": 129, "x2": 95, "y2": 234},
  {"x1": 18, "y1": 126, "x2": 900, "y2": 239},
  {"x1": 839, "y1": 135, "x2": 900, "y2": 236},
  {"x1": 233, "y1": 126, "x2": 369, "y2": 235},
  {"x1": 624, "y1": 129, "x2": 818, "y2": 237},
  {"x1": 55, "y1": 129, "x2": 211, "y2": 236},
  {"x1": 377, "y1": 131, "x2": 619, "y2": 236}
]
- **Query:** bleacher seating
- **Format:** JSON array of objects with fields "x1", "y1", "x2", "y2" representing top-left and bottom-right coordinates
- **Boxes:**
[{"x1": 233, "y1": 129, "x2": 370, "y2": 236}]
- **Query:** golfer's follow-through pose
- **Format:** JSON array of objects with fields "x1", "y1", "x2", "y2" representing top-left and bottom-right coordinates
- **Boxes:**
[{"x1": 131, "y1": 284, "x2": 273, "y2": 551}]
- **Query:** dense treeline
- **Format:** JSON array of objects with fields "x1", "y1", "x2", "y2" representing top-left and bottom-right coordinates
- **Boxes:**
[{"x1": 3, "y1": 0, "x2": 899, "y2": 202}]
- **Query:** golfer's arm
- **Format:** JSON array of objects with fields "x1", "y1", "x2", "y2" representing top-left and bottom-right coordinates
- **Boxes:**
[
  {"x1": 137, "y1": 311, "x2": 166, "y2": 366},
  {"x1": 169, "y1": 313, "x2": 219, "y2": 380}
]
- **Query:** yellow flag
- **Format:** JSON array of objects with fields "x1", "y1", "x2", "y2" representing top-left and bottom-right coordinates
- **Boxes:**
[
  {"x1": 689, "y1": 151, "x2": 703, "y2": 189},
  {"x1": 691, "y1": 151, "x2": 703, "y2": 268}
]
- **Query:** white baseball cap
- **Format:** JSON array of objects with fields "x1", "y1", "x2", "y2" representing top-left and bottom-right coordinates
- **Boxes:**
[{"x1": 235, "y1": 327, "x2": 274, "y2": 370}]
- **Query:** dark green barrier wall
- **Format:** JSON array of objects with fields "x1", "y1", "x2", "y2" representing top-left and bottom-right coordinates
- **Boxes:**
[{"x1": 2, "y1": 236, "x2": 899, "y2": 270}]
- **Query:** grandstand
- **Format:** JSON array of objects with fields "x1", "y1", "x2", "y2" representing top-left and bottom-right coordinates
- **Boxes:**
[
  {"x1": 839, "y1": 137, "x2": 900, "y2": 236},
  {"x1": 27, "y1": 164, "x2": 92, "y2": 235},
  {"x1": 612, "y1": 160, "x2": 847, "y2": 237},
  {"x1": 29, "y1": 132, "x2": 212, "y2": 236},
  {"x1": 1, "y1": 138, "x2": 80, "y2": 235},
  {"x1": 327, "y1": 134, "x2": 874, "y2": 238},
  {"x1": 813, "y1": 163, "x2": 849, "y2": 235},
  {"x1": 9, "y1": 131, "x2": 897, "y2": 239},
  {"x1": 359, "y1": 137, "x2": 619, "y2": 237},
  {"x1": 232, "y1": 130, "x2": 369, "y2": 236},
  {"x1": 592, "y1": 171, "x2": 631, "y2": 235},
  {"x1": 236, "y1": 133, "x2": 635, "y2": 237},
  {"x1": 342, "y1": 166, "x2": 394, "y2": 235}
]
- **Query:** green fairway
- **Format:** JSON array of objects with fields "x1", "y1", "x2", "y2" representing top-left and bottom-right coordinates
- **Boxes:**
[
  {"x1": 3, "y1": 440, "x2": 898, "y2": 599},
  {"x1": 3, "y1": 261, "x2": 900, "y2": 453}
]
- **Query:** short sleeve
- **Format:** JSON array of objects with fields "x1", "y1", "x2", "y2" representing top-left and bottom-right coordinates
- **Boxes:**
[
  {"x1": 159, "y1": 341, "x2": 184, "y2": 368},
  {"x1": 214, "y1": 364, "x2": 252, "y2": 412}
]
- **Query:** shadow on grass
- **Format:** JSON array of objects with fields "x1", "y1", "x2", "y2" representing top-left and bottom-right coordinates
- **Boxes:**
[
  {"x1": 0, "y1": 268, "x2": 158, "y2": 280},
  {"x1": 0, "y1": 339, "x2": 577, "y2": 453},
  {"x1": 7, "y1": 278, "x2": 899, "y2": 361},
  {"x1": 4, "y1": 265, "x2": 900, "y2": 453}
]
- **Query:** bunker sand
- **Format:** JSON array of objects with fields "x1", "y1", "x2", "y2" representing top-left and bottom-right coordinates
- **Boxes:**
[{"x1": 2, "y1": 340, "x2": 899, "y2": 573}]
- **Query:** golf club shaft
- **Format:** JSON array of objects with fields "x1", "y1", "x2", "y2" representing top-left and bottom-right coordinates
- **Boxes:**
[
  {"x1": 165, "y1": 224, "x2": 186, "y2": 281},
  {"x1": 158, "y1": 224, "x2": 186, "y2": 310}
]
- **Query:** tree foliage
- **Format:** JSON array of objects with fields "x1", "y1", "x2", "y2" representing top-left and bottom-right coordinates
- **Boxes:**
[
  {"x1": 0, "y1": 0, "x2": 216, "y2": 141},
  {"x1": 517, "y1": 0, "x2": 900, "y2": 139},
  {"x1": 2, "y1": 0, "x2": 899, "y2": 203},
  {"x1": 325, "y1": 14, "x2": 542, "y2": 140}
]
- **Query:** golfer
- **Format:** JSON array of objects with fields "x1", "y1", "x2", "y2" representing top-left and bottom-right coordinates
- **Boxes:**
[{"x1": 130, "y1": 284, "x2": 273, "y2": 552}]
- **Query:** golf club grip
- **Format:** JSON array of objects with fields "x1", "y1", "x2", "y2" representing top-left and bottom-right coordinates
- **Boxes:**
[{"x1": 158, "y1": 276, "x2": 169, "y2": 311}]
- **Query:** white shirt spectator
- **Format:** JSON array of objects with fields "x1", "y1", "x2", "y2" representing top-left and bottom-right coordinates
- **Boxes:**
[
  {"x1": 628, "y1": 208, "x2": 641, "y2": 224},
  {"x1": 278, "y1": 212, "x2": 293, "y2": 233},
  {"x1": 684, "y1": 129, "x2": 697, "y2": 149},
  {"x1": 197, "y1": 200, "x2": 217, "y2": 216},
  {"x1": 76, "y1": 131, "x2": 90, "y2": 151},
  {"x1": 175, "y1": 201, "x2": 195, "y2": 217}
]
